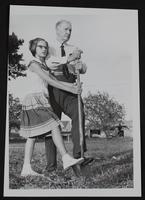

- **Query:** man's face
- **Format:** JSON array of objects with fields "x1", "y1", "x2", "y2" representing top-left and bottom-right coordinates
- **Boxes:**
[{"x1": 56, "y1": 22, "x2": 72, "y2": 43}]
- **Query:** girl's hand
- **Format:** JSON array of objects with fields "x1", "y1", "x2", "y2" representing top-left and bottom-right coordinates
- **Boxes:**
[{"x1": 70, "y1": 82, "x2": 82, "y2": 94}]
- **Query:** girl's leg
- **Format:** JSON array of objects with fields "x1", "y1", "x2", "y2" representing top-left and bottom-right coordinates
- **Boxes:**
[
  {"x1": 21, "y1": 138, "x2": 41, "y2": 176},
  {"x1": 51, "y1": 126, "x2": 84, "y2": 170},
  {"x1": 51, "y1": 127, "x2": 67, "y2": 157},
  {"x1": 23, "y1": 138, "x2": 35, "y2": 166}
]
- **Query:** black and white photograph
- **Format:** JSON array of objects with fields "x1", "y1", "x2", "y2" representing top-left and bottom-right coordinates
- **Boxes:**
[{"x1": 4, "y1": 5, "x2": 141, "y2": 197}]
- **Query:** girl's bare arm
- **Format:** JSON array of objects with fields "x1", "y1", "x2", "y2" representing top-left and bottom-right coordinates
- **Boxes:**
[{"x1": 29, "y1": 62, "x2": 79, "y2": 94}]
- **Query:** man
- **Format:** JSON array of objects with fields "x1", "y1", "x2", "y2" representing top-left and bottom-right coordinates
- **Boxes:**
[{"x1": 44, "y1": 20, "x2": 93, "y2": 174}]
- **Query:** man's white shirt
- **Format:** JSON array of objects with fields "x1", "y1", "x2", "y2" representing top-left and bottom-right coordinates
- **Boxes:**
[{"x1": 46, "y1": 40, "x2": 87, "y2": 74}]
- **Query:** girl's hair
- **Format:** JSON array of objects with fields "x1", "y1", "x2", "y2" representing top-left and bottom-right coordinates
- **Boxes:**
[{"x1": 29, "y1": 38, "x2": 49, "y2": 57}]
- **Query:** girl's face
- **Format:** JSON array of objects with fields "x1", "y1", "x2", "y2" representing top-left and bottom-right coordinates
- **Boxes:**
[{"x1": 35, "y1": 40, "x2": 48, "y2": 58}]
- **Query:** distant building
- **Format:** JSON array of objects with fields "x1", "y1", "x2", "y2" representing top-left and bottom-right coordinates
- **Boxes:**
[
  {"x1": 10, "y1": 127, "x2": 19, "y2": 134},
  {"x1": 61, "y1": 121, "x2": 71, "y2": 132},
  {"x1": 86, "y1": 129, "x2": 106, "y2": 138},
  {"x1": 85, "y1": 120, "x2": 133, "y2": 139},
  {"x1": 61, "y1": 121, "x2": 71, "y2": 142},
  {"x1": 124, "y1": 120, "x2": 133, "y2": 137}
]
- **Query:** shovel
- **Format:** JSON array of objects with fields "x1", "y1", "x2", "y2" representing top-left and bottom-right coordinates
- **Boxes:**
[{"x1": 72, "y1": 61, "x2": 84, "y2": 177}]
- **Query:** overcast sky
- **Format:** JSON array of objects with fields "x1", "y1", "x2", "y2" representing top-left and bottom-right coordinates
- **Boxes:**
[{"x1": 8, "y1": 6, "x2": 139, "y2": 121}]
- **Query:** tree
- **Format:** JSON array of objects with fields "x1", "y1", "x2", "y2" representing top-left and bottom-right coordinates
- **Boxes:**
[
  {"x1": 8, "y1": 32, "x2": 26, "y2": 80},
  {"x1": 9, "y1": 93, "x2": 22, "y2": 134},
  {"x1": 83, "y1": 91, "x2": 125, "y2": 135}
]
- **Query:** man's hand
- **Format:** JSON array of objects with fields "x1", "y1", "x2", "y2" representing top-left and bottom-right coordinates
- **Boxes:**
[
  {"x1": 74, "y1": 61, "x2": 87, "y2": 74},
  {"x1": 71, "y1": 82, "x2": 83, "y2": 94},
  {"x1": 67, "y1": 48, "x2": 83, "y2": 63},
  {"x1": 75, "y1": 61, "x2": 83, "y2": 71},
  {"x1": 67, "y1": 60, "x2": 87, "y2": 74}
]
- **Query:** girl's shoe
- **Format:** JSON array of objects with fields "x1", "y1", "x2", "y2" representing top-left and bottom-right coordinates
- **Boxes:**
[
  {"x1": 21, "y1": 167, "x2": 44, "y2": 177},
  {"x1": 62, "y1": 154, "x2": 84, "y2": 170}
]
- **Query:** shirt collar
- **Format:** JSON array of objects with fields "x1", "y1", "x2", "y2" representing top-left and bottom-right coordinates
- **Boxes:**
[
  {"x1": 55, "y1": 39, "x2": 68, "y2": 48},
  {"x1": 32, "y1": 57, "x2": 46, "y2": 66}
]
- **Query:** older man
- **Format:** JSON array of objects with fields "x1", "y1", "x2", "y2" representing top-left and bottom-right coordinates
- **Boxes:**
[{"x1": 44, "y1": 20, "x2": 93, "y2": 174}]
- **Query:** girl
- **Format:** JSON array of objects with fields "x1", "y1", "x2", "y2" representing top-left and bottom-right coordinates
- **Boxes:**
[{"x1": 20, "y1": 38, "x2": 84, "y2": 176}]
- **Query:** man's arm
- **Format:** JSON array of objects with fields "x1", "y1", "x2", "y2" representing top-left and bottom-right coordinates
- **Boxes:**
[
  {"x1": 67, "y1": 61, "x2": 87, "y2": 74},
  {"x1": 46, "y1": 53, "x2": 83, "y2": 71},
  {"x1": 46, "y1": 56, "x2": 67, "y2": 70},
  {"x1": 29, "y1": 62, "x2": 79, "y2": 94},
  {"x1": 67, "y1": 47, "x2": 87, "y2": 74}
]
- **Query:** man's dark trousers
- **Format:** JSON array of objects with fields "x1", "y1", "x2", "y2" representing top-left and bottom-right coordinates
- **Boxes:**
[{"x1": 45, "y1": 85, "x2": 87, "y2": 170}]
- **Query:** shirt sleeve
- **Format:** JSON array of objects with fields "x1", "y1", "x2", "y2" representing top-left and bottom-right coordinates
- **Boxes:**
[{"x1": 46, "y1": 56, "x2": 67, "y2": 67}]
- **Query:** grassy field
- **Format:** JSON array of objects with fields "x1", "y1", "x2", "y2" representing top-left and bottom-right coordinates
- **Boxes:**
[{"x1": 9, "y1": 136, "x2": 133, "y2": 189}]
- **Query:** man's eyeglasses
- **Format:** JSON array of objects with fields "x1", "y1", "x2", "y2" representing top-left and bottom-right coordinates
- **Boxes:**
[{"x1": 37, "y1": 45, "x2": 47, "y2": 49}]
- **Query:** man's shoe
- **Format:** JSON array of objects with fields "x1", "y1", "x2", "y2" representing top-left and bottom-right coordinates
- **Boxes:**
[{"x1": 81, "y1": 157, "x2": 94, "y2": 167}]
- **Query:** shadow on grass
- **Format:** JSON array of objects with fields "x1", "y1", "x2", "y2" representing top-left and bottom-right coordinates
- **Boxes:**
[{"x1": 80, "y1": 150, "x2": 133, "y2": 188}]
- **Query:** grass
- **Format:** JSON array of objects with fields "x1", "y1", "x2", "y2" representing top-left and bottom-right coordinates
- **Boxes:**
[{"x1": 9, "y1": 137, "x2": 133, "y2": 189}]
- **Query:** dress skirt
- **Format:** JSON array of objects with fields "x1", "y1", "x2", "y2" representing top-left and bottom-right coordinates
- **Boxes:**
[{"x1": 19, "y1": 92, "x2": 61, "y2": 138}]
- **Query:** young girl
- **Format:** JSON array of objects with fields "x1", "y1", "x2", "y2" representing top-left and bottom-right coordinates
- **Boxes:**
[{"x1": 20, "y1": 38, "x2": 84, "y2": 176}]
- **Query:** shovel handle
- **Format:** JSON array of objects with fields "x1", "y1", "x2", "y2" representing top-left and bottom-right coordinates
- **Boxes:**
[{"x1": 76, "y1": 68, "x2": 84, "y2": 158}]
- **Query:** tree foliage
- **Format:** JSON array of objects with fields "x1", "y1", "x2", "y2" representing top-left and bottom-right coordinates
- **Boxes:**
[
  {"x1": 9, "y1": 93, "x2": 22, "y2": 132},
  {"x1": 8, "y1": 32, "x2": 26, "y2": 80},
  {"x1": 83, "y1": 91, "x2": 125, "y2": 132}
]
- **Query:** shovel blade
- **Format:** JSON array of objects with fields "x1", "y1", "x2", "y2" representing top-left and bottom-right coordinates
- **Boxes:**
[{"x1": 72, "y1": 165, "x2": 82, "y2": 177}]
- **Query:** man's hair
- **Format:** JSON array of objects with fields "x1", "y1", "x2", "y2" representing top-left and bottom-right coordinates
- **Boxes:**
[
  {"x1": 29, "y1": 38, "x2": 49, "y2": 57},
  {"x1": 55, "y1": 20, "x2": 72, "y2": 29}
]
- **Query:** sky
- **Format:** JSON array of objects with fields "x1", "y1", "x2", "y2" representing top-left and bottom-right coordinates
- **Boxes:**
[{"x1": 8, "y1": 6, "x2": 140, "y2": 121}]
